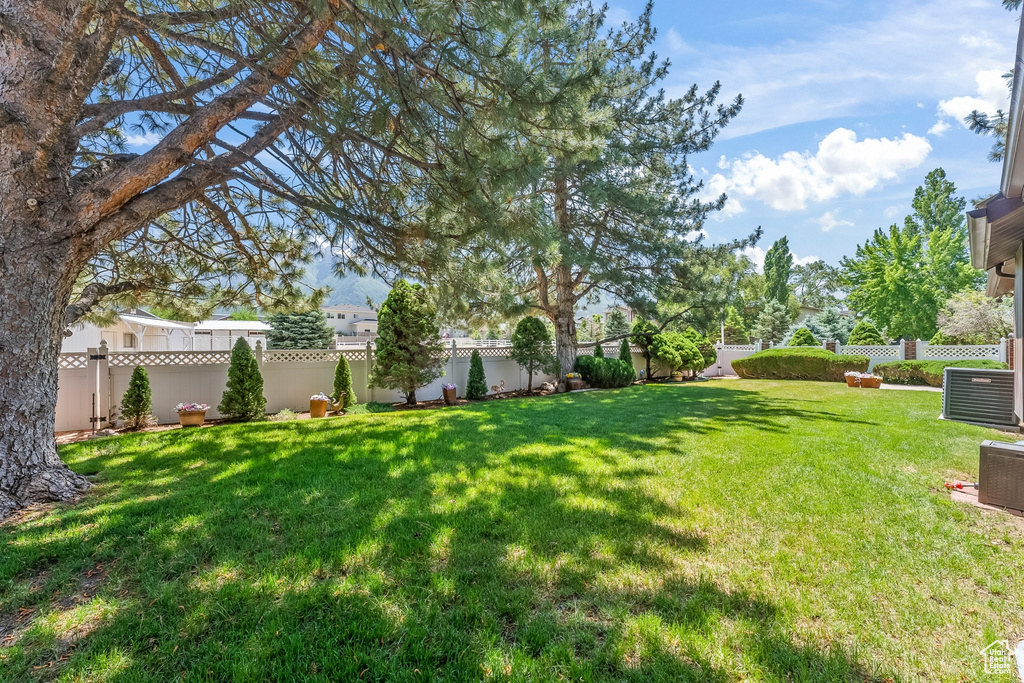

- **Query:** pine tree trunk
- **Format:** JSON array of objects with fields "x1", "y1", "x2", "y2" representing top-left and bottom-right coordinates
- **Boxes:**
[
  {"x1": 553, "y1": 265, "x2": 577, "y2": 377},
  {"x1": 0, "y1": 241, "x2": 90, "y2": 518},
  {"x1": 406, "y1": 390, "x2": 416, "y2": 405}
]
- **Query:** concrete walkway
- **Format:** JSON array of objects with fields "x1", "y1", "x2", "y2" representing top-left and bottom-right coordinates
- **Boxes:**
[{"x1": 879, "y1": 383, "x2": 941, "y2": 393}]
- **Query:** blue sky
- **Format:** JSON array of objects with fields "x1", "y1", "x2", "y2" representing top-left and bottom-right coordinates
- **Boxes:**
[{"x1": 606, "y1": 0, "x2": 1019, "y2": 269}]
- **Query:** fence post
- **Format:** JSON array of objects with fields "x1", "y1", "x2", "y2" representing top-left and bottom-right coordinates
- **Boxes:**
[
  {"x1": 450, "y1": 339, "x2": 457, "y2": 389},
  {"x1": 755, "y1": 339, "x2": 762, "y2": 352},
  {"x1": 254, "y1": 339, "x2": 263, "y2": 370},
  {"x1": 1000, "y1": 337, "x2": 1008, "y2": 364},
  {"x1": 917, "y1": 339, "x2": 926, "y2": 361},
  {"x1": 898, "y1": 339, "x2": 906, "y2": 361},
  {"x1": 366, "y1": 339, "x2": 374, "y2": 402},
  {"x1": 87, "y1": 340, "x2": 110, "y2": 430}
]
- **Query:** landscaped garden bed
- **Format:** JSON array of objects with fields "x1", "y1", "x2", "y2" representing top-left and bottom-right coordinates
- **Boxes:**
[
  {"x1": 874, "y1": 359, "x2": 1009, "y2": 387},
  {"x1": 5, "y1": 382, "x2": 1021, "y2": 680}
]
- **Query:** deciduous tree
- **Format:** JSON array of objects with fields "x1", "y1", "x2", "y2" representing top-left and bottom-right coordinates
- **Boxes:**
[{"x1": 763, "y1": 237, "x2": 793, "y2": 305}]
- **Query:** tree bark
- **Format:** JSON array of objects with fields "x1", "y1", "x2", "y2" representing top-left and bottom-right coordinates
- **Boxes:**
[
  {"x1": 553, "y1": 263, "x2": 578, "y2": 377},
  {"x1": 406, "y1": 390, "x2": 417, "y2": 405},
  {"x1": 0, "y1": 238, "x2": 90, "y2": 519}
]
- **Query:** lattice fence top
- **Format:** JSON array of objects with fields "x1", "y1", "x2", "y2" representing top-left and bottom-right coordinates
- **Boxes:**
[
  {"x1": 455, "y1": 347, "x2": 513, "y2": 359},
  {"x1": 265, "y1": 349, "x2": 339, "y2": 364},
  {"x1": 108, "y1": 351, "x2": 231, "y2": 367},
  {"x1": 58, "y1": 353, "x2": 89, "y2": 369},
  {"x1": 841, "y1": 345, "x2": 899, "y2": 357},
  {"x1": 720, "y1": 345, "x2": 756, "y2": 351},
  {"x1": 921, "y1": 344, "x2": 1001, "y2": 360}
]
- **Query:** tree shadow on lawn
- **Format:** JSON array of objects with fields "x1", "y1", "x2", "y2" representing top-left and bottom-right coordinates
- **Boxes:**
[{"x1": 1, "y1": 385, "x2": 886, "y2": 681}]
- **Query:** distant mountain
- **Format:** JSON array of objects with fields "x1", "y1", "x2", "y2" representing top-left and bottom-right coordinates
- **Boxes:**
[{"x1": 307, "y1": 258, "x2": 391, "y2": 307}]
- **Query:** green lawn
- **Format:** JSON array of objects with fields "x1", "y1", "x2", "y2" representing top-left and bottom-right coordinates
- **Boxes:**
[{"x1": 2, "y1": 381, "x2": 1021, "y2": 681}]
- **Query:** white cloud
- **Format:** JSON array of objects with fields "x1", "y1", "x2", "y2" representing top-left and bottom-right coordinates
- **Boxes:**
[
  {"x1": 816, "y1": 210, "x2": 854, "y2": 233},
  {"x1": 927, "y1": 120, "x2": 952, "y2": 136},
  {"x1": 883, "y1": 204, "x2": 904, "y2": 220},
  {"x1": 684, "y1": 228, "x2": 710, "y2": 242},
  {"x1": 665, "y1": 28, "x2": 694, "y2": 54},
  {"x1": 666, "y1": 0, "x2": 1017, "y2": 139},
  {"x1": 707, "y1": 127, "x2": 931, "y2": 212},
  {"x1": 936, "y1": 69, "x2": 1010, "y2": 128},
  {"x1": 123, "y1": 131, "x2": 163, "y2": 147},
  {"x1": 604, "y1": 6, "x2": 632, "y2": 26},
  {"x1": 792, "y1": 254, "x2": 820, "y2": 267}
]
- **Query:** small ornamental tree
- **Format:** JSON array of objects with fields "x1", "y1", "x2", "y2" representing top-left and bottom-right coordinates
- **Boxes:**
[
  {"x1": 651, "y1": 332, "x2": 704, "y2": 376},
  {"x1": 509, "y1": 317, "x2": 557, "y2": 391},
  {"x1": 120, "y1": 366, "x2": 152, "y2": 430},
  {"x1": 723, "y1": 307, "x2": 749, "y2": 345},
  {"x1": 369, "y1": 280, "x2": 446, "y2": 405},
  {"x1": 848, "y1": 320, "x2": 886, "y2": 346},
  {"x1": 266, "y1": 311, "x2": 335, "y2": 349},
  {"x1": 681, "y1": 328, "x2": 715, "y2": 368},
  {"x1": 593, "y1": 344, "x2": 604, "y2": 358},
  {"x1": 466, "y1": 350, "x2": 488, "y2": 400},
  {"x1": 619, "y1": 338, "x2": 632, "y2": 364},
  {"x1": 751, "y1": 299, "x2": 791, "y2": 345},
  {"x1": 332, "y1": 355, "x2": 355, "y2": 410},
  {"x1": 788, "y1": 328, "x2": 819, "y2": 347},
  {"x1": 218, "y1": 338, "x2": 266, "y2": 421},
  {"x1": 630, "y1": 319, "x2": 660, "y2": 380}
]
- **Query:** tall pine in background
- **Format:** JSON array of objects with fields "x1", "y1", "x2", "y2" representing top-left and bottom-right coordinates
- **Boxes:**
[
  {"x1": 266, "y1": 311, "x2": 335, "y2": 349},
  {"x1": 218, "y1": 338, "x2": 266, "y2": 421},
  {"x1": 370, "y1": 280, "x2": 446, "y2": 405},
  {"x1": 332, "y1": 356, "x2": 356, "y2": 410},
  {"x1": 466, "y1": 350, "x2": 488, "y2": 400},
  {"x1": 763, "y1": 237, "x2": 793, "y2": 305},
  {"x1": 120, "y1": 366, "x2": 152, "y2": 429}
]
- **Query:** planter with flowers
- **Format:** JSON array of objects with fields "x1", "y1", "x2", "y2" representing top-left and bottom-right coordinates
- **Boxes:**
[
  {"x1": 175, "y1": 402, "x2": 209, "y2": 427},
  {"x1": 442, "y1": 383, "x2": 457, "y2": 405},
  {"x1": 844, "y1": 371, "x2": 861, "y2": 388},
  {"x1": 565, "y1": 372, "x2": 584, "y2": 391},
  {"x1": 310, "y1": 393, "x2": 331, "y2": 418}
]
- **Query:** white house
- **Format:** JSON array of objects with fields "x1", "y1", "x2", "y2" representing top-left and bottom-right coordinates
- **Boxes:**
[
  {"x1": 322, "y1": 303, "x2": 378, "y2": 339},
  {"x1": 192, "y1": 319, "x2": 271, "y2": 350},
  {"x1": 62, "y1": 309, "x2": 195, "y2": 353}
]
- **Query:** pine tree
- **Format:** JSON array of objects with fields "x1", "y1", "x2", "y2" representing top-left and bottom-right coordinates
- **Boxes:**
[
  {"x1": 788, "y1": 328, "x2": 819, "y2": 346},
  {"x1": 466, "y1": 350, "x2": 488, "y2": 400},
  {"x1": 509, "y1": 317, "x2": 557, "y2": 391},
  {"x1": 751, "y1": 300, "x2": 791, "y2": 345},
  {"x1": 723, "y1": 307, "x2": 749, "y2": 345},
  {"x1": 619, "y1": 338, "x2": 632, "y2": 365},
  {"x1": 332, "y1": 355, "x2": 355, "y2": 410},
  {"x1": 605, "y1": 310, "x2": 631, "y2": 339},
  {"x1": 266, "y1": 311, "x2": 335, "y2": 349},
  {"x1": 847, "y1": 321, "x2": 886, "y2": 346},
  {"x1": 120, "y1": 366, "x2": 152, "y2": 429},
  {"x1": 593, "y1": 344, "x2": 604, "y2": 358},
  {"x1": 681, "y1": 328, "x2": 716, "y2": 367},
  {"x1": 630, "y1": 319, "x2": 660, "y2": 380},
  {"x1": 651, "y1": 332, "x2": 704, "y2": 375},
  {"x1": 218, "y1": 338, "x2": 266, "y2": 421},
  {"x1": 369, "y1": 280, "x2": 446, "y2": 405}
]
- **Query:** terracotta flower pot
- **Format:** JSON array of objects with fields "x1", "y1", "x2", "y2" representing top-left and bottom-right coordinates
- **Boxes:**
[
  {"x1": 310, "y1": 399, "x2": 329, "y2": 418},
  {"x1": 178, "y1": 410, "x2": 206, "y2": 427},
  {"x1": 566, "y1": 378, "x2": 584, "y2": 391},
  {"x1": 671, "y1": 371, "x2": 684, "y2": 383},
  {"x1": 862, "y1": 376, "x2": 882, "y2": 389},
  {"x1": 442, "y1": 387, "x2": 457, "y2": 405},
  {"x1": 845, "y1": 374, "x2": 860, "y2": 388}
]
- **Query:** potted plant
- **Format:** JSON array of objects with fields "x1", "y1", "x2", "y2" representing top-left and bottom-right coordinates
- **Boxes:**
[
  {"x1": 175, "y1": 402, "x2": 209, "y2": 427},
  {"x1": 310, "y1": 392, "x2": 331, "y2": 418},
  {"x1": 844, "y1": 371, "x2": 861, "y2": 388},
  {"x1": 442, "y1": 383, "x2": 457, "y2": 405},
  {"x1": 861, "y1": 374, "x2": 882, "y2": 389},
  {"x1": 671, "y1": 370, "x2": 684, "y2": 382},
  {"x1": 565, "y1": 372, "x2": 584, "y2": 391}
]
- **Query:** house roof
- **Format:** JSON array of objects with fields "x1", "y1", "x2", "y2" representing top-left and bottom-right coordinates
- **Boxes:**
[
  {"x1": 968, "y1": 10, "x2": 1024, "y2": 288},
  {"x1": 194, "y1": 320, "x2": 272, "y2": 332},
  {"x1": 120, "y1": 313, "x2": 194, "y2": 332},
  {"x1": 322, "y1": 303, "x2": 375, "y2": 313}
]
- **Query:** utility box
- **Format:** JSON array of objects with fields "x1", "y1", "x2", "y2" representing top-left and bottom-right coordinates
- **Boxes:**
[
  {"x1": 979, "y1": 440, "x2": 1024, "y2": 511},
  {"x1": 942, "y1": 367, "x2": 1015, "y2": 427}
]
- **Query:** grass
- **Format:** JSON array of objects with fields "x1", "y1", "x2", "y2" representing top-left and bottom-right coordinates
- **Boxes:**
[{"x1": 1, "y1": 381, "x2": 1021, "y2": 681}]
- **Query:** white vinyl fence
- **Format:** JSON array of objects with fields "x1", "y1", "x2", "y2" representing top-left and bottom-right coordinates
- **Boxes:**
[
  {"x1": 57, "y1": 340, "x2": 649, "y2": 432},
  {"x1": 706, "y1": 338, "x2": 1009, "y2": 375}
]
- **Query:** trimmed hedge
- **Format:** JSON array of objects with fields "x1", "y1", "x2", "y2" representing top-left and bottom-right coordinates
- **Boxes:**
[
  {"x1": 574, "y1": 355, "x2": 635, "y2": 388},
  {"x1": 732, "y1": 347, "x2": 869, "y2": 382},
  {"x1": 873, "y1": 359, "x2": 1008, "y2": 387}
]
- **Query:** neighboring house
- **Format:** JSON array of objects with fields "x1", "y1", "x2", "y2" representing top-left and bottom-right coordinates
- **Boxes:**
[
  {"x1": 321, "y1": 303, "x2": 378, "y2": 339},
  {"x1": 795, "y1": 305, "x2": 821, "y2": 324},
  {"x1": 192, "y1": 319, "x2": 270, "y2": 350},
  {"x1": 62, "y1": 309, "x2": 195, "y2": 353},
  {"x1": 603, "y1": 305, "x2": 637, "y2": 324},
  {"x1": 967, "y1": 10, "x2": 1024, "y2": 425},
  {"x1": 61, "y1": 309, "x2": 270, "y2": 353}
]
